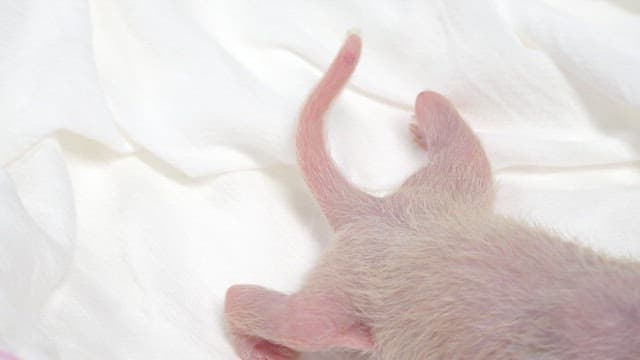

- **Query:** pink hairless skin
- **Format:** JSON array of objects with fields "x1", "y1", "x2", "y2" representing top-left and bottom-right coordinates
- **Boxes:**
[
  {"x1": 0, "y1": 351, "x2": 18, "y2": 360},
  {"x1": 224, "y1": 34, "x2": 640, "y2": 359}
]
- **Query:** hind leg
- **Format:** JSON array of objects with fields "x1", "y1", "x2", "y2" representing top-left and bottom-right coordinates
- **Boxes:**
[
  {"x1": 400, "y1": 91, "x2": 493, "y2": 206},
  {"x1": 225, "y1": 285, "x2": 373, "y2": 359}
]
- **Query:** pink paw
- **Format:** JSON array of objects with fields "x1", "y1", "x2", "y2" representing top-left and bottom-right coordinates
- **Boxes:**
[
  {"x1": 233, "y1": 334, "x2": 299, "y2": 360},
  {"x1": 410, "y1": 122, "x2": 428, "y2": 151},
  {"x1": 249, "y1": 340, "x2": 299, "y2": 360}
]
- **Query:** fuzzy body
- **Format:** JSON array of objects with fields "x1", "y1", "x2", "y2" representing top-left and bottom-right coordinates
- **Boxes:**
[
  {"x1": 308, "y1": 213, "x2": 640, "y2": 359},
  {"x1": 224, "y1": 35, "x2": 640, "y2": 359}
]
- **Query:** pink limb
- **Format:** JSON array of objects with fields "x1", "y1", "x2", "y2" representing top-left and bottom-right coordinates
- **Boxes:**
[
  {"x1": 225, "y1": 285, "x2": 373, "y2": 359},
  {"x1": 401, "y1": 91, "x2": 493, "y2": 201}
]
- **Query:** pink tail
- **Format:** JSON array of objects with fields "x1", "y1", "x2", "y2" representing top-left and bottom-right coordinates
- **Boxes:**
[{"x1": 296, "y1": 34, "x2": 374, "y2": 228}]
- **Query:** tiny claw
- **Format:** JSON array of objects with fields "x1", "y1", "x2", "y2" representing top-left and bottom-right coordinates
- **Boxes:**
[{"x1": 410, "y1": 123, "x2": 428, "y2": 151}]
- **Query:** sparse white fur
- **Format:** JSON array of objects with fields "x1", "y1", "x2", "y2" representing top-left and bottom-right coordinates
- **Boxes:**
[{"x1": 224, "y1": 34, "x2": 640, "y2": 360}]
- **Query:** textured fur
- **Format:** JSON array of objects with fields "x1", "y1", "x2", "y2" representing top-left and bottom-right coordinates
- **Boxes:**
[{"x1": 224, "y1": 34, "x2": 640, "y2": 359}]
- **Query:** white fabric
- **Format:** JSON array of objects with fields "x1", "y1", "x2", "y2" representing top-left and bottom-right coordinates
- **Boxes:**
[{"x1": 1, "y1": 0, "x2": 639, "y2": 359}]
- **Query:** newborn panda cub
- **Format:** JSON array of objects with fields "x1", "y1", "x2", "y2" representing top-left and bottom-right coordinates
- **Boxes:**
[{"x1": 224, "y1": 34, "x2": 640, "y2": 360}]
